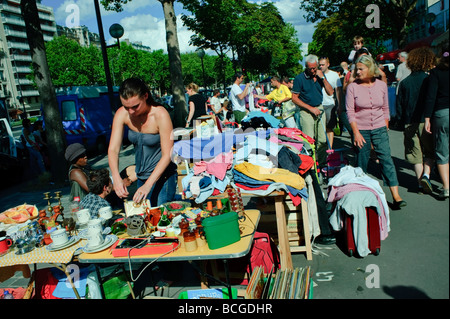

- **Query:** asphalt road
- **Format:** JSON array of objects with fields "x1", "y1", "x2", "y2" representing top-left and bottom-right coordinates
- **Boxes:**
[{"x1": 0, "y1": 128, "x2": 448, "y2": 299}]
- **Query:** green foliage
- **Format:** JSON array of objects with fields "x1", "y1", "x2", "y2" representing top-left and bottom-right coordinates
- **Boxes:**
[
  {"x1": 300, "y1": 0, "x2": 418, "y2": 50},
  {"x1": 45, "y1": 36, "x2": 105, "y2": 86},
  {"x1": 180, "y1": 0, "x2": 303, "y2": 80}
]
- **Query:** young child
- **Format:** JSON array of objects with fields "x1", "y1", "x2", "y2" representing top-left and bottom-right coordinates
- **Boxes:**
[{"x1": 348, "y1": 35, "x2": 369, "y2": 63}]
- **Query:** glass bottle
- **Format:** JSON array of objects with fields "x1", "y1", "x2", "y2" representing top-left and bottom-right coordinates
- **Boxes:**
[{"x1": 158, "y1": 210, "x2": 171, "y2": 227}]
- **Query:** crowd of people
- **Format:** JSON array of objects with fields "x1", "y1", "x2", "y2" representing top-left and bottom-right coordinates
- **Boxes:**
[{"x1": 61, "y1": 36, "x2": 448, "y2": 219}]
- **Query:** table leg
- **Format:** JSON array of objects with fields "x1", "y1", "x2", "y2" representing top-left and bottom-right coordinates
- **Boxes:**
[
  {"x1": 275, "y1": 195, "x2": 293, "y2": 270},
  {"x1": 54, "y1": 264, "x2": 81, "y2": 299},
  {"x1": 94, "y1": 265, "x2": 106, "y2": 299},
  {"x1": 223, "y1": 259, "x2": 233, "y2": 299}
]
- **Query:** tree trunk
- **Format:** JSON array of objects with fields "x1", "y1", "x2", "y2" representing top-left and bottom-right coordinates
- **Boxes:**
[
  {"x1": 21, "y1": 0, "x2": 66, "y2": 185},
  {"x1": 159, "y1": 0, "x2": 187, "y2": 129}
]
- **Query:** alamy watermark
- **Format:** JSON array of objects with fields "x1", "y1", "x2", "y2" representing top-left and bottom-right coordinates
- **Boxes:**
[
  {"x1": 65, "y1": 4, "x2": 80, "y2": 28},
  {"x1": 366, "y1": 4, "x2": 380, "y2": 29}
]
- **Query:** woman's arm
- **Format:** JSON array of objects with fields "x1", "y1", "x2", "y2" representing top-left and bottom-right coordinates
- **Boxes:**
[
  {"x1": 108, "y1": 107, "x2": 128, "y2": 198},
  {"x1": 186, "y1": 101, "x2": 195, "y2": 127}
]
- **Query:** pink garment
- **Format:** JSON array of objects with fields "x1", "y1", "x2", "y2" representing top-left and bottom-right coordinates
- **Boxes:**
[
  {"x1": 328, "y1": 183, "x2": 388, "y2": 240},
  {"x1": 268, "y1": 136, "x2": 304, "y2": 153},
  {"x1": 193, "y1": 151, "x2": 233, "y2": 180},
  {"x1": 275, "y1": 128, "x2": 315, "y2": 144},
  {"x1": 346, "y1": 79, "x2": 390, "y2": 130}
]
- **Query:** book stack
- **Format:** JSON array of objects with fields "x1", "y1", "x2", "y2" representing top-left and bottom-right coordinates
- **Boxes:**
[{"x1": 245, "y1": 265, "x2": 313, "y2": 299}]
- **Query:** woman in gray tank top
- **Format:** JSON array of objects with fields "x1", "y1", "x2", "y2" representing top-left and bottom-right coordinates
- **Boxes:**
[{"x1": 108, "y1": 78, "x2": 177, "y2": 206}]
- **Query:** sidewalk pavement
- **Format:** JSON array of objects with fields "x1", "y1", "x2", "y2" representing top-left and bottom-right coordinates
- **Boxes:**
[{"x1": 0, "y1": 130, "x2": 448, "y2": 299}]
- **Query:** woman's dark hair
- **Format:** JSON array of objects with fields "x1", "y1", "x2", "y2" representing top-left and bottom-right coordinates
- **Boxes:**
[{"x1": 119, "y1": 78, "x2": 155, "y2": 104}]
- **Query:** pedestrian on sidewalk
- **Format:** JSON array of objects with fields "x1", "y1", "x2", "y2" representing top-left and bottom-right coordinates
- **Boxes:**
[
  {"x1": 346, "y1": 55, "x2": 406, "y2": 210},
  {"x1": 396, "y1": 47, "x2": 436, "y2": 194},
  {"x1": 424, "y1": 48, "x2": 449, "y2": 200}
]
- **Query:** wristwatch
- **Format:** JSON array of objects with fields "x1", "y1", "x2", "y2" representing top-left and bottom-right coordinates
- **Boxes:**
[{"x1": 321, "y1": 76, "x2": 325, "y2": 81}]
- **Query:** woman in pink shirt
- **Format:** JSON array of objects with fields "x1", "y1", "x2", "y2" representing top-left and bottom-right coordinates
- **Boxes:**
[{"x1": 346, "y1": 55, "x2": 406, "y2": 210}]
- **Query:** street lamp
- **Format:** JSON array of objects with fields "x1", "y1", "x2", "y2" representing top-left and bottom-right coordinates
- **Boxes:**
[
  {"x1": 196, "y1": 48, "x2": 206, "y2": 89},
  {"x1": 108, "y1": 23, "x2": 124, "y2": 49}
]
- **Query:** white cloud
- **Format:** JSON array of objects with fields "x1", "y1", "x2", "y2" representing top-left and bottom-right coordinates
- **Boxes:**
[{"x1": 118, "y1": 13, "x2": 196, "y2": 53}]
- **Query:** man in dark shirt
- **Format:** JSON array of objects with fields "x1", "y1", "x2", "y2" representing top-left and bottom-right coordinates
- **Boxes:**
[{"x1": 292, "y1": 54, "x2": 334, "y2": 167}]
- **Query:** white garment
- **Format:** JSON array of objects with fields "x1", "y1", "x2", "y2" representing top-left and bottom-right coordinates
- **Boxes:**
[
  {"x1": 322, "y1": 70, "x2": 341, "y2": 106},
  {"x1": 327, "y1": 166, "x2": 390, "y2": 232},
  {"x1": 210, "y1": 96, "x2": 222, "y2": 113},
  {"x1": 230, "y1": 83, "x2": 246, "y2": 112}
]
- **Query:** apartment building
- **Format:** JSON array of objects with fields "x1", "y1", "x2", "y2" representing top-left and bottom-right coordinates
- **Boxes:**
[{"x1": 0, "y1": 0, "x2": 57, "y2": 117}]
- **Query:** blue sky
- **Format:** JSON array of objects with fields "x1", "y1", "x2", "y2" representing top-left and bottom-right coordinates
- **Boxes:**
[{"x1": 41, "y1": 0, "x2": 314, "y2": 55}]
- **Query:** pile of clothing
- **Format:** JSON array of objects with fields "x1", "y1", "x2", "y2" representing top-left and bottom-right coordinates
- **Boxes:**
[
  {"x1": 327, "y1": 166, "x2": 391, "y2": 257},
  {"x1": 173, "y1": 124, "x2": 329, "y2": 239}
]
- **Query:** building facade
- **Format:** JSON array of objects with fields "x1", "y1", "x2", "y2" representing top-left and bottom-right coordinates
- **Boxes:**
[{"x1": 0, "y1": 0, "x2": 57, "y2": 117}]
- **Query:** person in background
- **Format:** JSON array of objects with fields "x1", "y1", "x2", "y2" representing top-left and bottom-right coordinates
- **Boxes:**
[
  {"x1": 396, "y1": 47, "x2": 436, "y2": 195},
  {"x1": 80, "y1": 168, "x2": 112, "y2": 218},
  {"x1": 65, "y1": 143, "x2": 89, "y2": 201},
  {"x1": 396, "y1": 51, "x2": 411, "y2": 93},
  {"x1": 229, "y1": 72, "x2": 250, "y2": 124},
  {"x1": 340, "y1": 61, "x2": 349, "y2": 75},
  {"x1": 319, "y1": 57, "x2": 343, "y2": 148},
  {"x1": 424, "y1": 48, "x2": 449, "y2": 200},
  {"x1": 346, "y1": 55, "x2": 406, "y2": 210},
  {"x1": 209, "y1": 89, "x2": 226, "y2": 121},
  {"x1": 109, "y1": 78, "x2": 177, "y2": 206},
  {"x1": 32, "y1": 120, "x2": 49, "y2": 170},
  {"x1": 21, "y1": 118, "x2": 45, "y2": 176},
  {"x1": 185, "y1": 83, "x2": 208, "y2": 128}
]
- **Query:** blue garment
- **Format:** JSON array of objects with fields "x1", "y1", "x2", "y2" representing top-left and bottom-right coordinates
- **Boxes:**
[
  {"x1": 137, "y1": 170, "x2": 177, "y2": 207},
  {"x1": 173, "y1": 130, "x2": 272, "y2": 161},
  {"x1": 241, "y1": 111, "x2": 281, "y2": 128},
  {"x1": 292, "y1": 72, "x2": 324, "y2": 107},
  {"x1": 128, "y1": 130, "x2": 162, "y2": 180}
]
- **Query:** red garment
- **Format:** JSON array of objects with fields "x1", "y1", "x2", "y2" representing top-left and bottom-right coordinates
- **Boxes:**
[
  {"x1": 33, "y1": 268, "x2": 61, "y2": 299},
  {"x1": 298, "y1": 154, "x2": 315, "y2": 175},
  {"x1": 234, "y1": 183, "x2": 270, "y2": 191}
]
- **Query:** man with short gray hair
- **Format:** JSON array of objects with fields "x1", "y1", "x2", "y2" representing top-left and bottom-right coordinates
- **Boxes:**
[
  {"x1": 396, "y1": 51, "x2": 411, "y2": 93},
  {"x1": 292, "y1": 54, "x2": 334, "y2": 167}
]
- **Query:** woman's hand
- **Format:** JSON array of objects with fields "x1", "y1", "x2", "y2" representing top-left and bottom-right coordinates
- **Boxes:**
[
  {"x1": 133, "y1": 183, "x2": 152, "y2": 203},
  {"x1": 424, "y1": 118, "x2": 432, "y2": 134},
  {"x1": 353, "y1": 131, "x2": 366, "y2": 149},
  {"x1": 113, "y1": 178, "x2": 129, "y2": 199}
]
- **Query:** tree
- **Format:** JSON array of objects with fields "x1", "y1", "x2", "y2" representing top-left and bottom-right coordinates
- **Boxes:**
[
  {"x1": 20, "y1": 0, "x2": 66, "y2": 185},
  {"x1": 101, "y1": 0, "x2": 187, "y2": 128},
  {"x1": 300, "y1": 0, "x2": 418, "y2": 49},
  {"x1": 181, "y1": 0, "x2": 303, "y2": 80},
  {"x1": 45, "y1": 36, "x2": 104, "y2": 87}
]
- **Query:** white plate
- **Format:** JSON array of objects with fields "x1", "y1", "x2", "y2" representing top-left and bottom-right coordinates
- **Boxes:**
[
  {"x1": 81, "y1": 235, "x2": 118, "y2": 254},
  {"x1": 46, "y1": 236, "x2": 80, "y2": 251}
]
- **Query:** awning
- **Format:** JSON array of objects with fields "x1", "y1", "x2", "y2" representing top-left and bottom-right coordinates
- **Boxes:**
[
  {"x1": 376, "y1": 32, "x2": 445, "y2": 62},
  {"x1": 404, "y1": 32, "x2": 443, "y2": 51}
]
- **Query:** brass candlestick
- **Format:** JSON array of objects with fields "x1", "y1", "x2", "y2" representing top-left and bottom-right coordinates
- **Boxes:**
[
  {"x1": 54, "y1": 191, "x2": 64, "y2": 214},
  {"x1": 43, "y1": 192, "x2": 53, "y2": 215}
]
